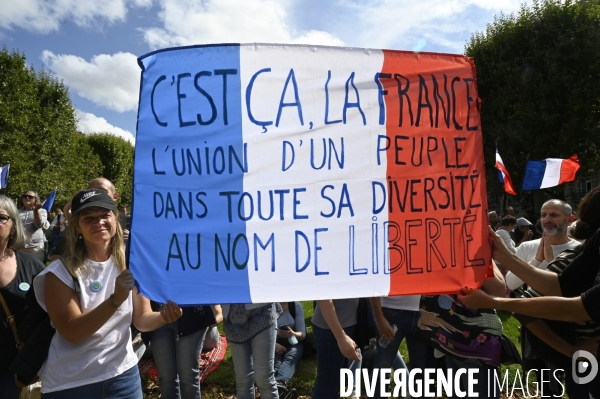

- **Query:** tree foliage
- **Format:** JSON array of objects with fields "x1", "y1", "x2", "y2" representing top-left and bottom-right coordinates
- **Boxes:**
[
  {"x1": 83, "y1": 133, "x2": 134, "y2": 206},
  {"x1": 466, "y1": 0, "x2": 600, "y2": 196},
  {"x1": 0, "y1": 47, "x2": 103, "y2": 207}
]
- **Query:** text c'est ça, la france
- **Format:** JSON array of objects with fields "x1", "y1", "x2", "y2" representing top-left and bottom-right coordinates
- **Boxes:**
[{"x1": 148, "y1": 68, "x2": 479, "y2": 132}]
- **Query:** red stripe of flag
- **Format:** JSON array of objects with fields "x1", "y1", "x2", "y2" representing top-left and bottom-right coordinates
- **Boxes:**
[
  {"x1": 495, "y1": 150, "x2": 517, "y2": 196},
  {"x1": 557, "y1": 154, "x2": 580, "y2": 185}
]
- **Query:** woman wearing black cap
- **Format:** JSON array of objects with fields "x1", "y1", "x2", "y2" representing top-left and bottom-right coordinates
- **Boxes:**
[{"x1": 33, "y1": 189, "x2": 182, "y2": 398}]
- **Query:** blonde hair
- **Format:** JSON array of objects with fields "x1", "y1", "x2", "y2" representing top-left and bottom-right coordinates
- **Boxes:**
[{"x1": 62, "y1": 208, "x2": 126, "y2": 277}]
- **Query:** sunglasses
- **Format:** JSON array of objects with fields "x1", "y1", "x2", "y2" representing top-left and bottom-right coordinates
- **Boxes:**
[
  {"x1": 22, "y1": 195, "x2": 35, "y2": 199},
  {"x1": 0, "y1": 215, "x2": 11, "y2": 225}
]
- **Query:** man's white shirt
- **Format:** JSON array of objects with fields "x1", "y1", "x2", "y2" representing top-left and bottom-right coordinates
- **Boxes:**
[{"x1": 505, "y1": 238, "x2": 580, "y2": 290}]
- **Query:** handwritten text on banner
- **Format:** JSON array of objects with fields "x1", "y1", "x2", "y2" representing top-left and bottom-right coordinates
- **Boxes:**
[{"x1": 130, "y1": 44, "x2": 491, "y2": 305}]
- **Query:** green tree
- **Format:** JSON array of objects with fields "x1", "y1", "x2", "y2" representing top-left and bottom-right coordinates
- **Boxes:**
[
  {"x1": 466, "y1": 0, "x2": 600, "y2": 199},
  {"x1": 83, "y1": 133, "x2": 134, "y2": 207},
  {"x1": 0, "y1": 47, "x2": 102, "y2": 207}
]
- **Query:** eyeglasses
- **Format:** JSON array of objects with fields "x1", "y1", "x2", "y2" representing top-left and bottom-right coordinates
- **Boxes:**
[
  {"x1": 22, "y1": 195, "x2": 35, "y2": 200},
  {"x1": 0, "y1": 215, "x2": 11, "y2": 225}
]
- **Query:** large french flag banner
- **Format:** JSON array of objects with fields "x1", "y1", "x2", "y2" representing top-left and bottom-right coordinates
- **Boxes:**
[
  {"x1": 130, "y1": 44, "x2": 491, "y2": 305},
  {"x1": 521, "y1": 155, "x2": 580, "y2": 191}
]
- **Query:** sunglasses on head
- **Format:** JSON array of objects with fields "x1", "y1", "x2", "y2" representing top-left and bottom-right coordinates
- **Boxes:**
[{"x1": 22, "y1": 195, "x2": 35, "y2": 199}]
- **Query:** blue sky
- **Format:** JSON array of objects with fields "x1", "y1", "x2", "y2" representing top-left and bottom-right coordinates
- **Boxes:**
[{"x1": 0, "y1": 0, "x2": 531, "y2": 144}]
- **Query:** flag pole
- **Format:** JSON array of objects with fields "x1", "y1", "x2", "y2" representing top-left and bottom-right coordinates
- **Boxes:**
[{"x1": 495, "y1": 139, "x2": 500, "y2": 213}]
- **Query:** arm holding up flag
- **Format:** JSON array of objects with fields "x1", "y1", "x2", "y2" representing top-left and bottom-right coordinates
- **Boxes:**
[{"x1": 32, "y1": 199, "x2": 45, "y2": 228}]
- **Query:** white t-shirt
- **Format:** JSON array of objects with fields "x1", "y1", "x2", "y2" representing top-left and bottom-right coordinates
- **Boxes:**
[
  {"x1": 34, "y1": 258, "x2": 138, "y2": 393},
  {"x1": 496, "y1": 229, "x2": 516, "y2": 254},
  {"x1": 505, "y1": 238, "x2": 580, "y2": 290},
  {"x1": 380, "y1": 295, "x2": 421, "y2": 311}
]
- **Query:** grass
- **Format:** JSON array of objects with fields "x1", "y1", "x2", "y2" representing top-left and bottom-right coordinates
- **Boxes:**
[{"x1": 142, "y1": 302, "x2": 547, "y2": 398}]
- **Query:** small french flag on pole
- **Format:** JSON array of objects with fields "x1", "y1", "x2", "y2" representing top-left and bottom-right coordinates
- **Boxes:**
[
  {"x1": 0, "y1": 164, "x2": 9, "y2": 189},
  {"x1": 521, "y1": 154, "x2": 580, "y2": 191},
  {"x1": 495, "y1": 149, "x2": 517, "y2": 196}
]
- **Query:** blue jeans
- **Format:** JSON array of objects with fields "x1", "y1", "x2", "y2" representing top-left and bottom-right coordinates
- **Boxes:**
[
  {"x1": 41, "y1": 365, "x2": 142, "y2": 399},
  {"x1": 150, "y1": 324, "x2": 207, "y2": 399},
  {"x1": 229, "y1": 322, "x2": 278, "y2": 399},
  {"x1": 274, "y1": 342, "x2": 304, "y2": 383},
  {"x1": 445, "y1": 356, "x2": 499, "y2": 399},
  {"x1": 311, "y1": 324, "x2": 355, "y2": 399},
  {"x1": 372, "y1": 307, "x2": 430, "y2": 399},
  {"x1": 0, "y1": 371, "x2": 22, "y2": 399},
  {"x1": 203, "y1": 326, "x2": 220, "y2": 351}
]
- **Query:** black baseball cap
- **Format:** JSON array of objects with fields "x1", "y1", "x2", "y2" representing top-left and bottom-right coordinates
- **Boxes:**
[{"x1": 71, "y1": 189, "x2": 117, "y2": 216}]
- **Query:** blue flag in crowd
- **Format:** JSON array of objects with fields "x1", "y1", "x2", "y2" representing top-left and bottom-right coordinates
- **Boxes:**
[
  {"x1": 0, "y1": 164, "x2": 9, "y2": 189},
  {"x1": 42, "y1": 189, "x2": 57, "y2": 212}
]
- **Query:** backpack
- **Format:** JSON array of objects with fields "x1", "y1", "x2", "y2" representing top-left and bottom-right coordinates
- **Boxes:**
[{"x1": 9, "y1": 271, "x2": 80, "y2": 387}]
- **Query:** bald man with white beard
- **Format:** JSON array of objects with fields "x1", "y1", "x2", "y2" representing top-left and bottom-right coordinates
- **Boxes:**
[{"x1": 505, "y1": 199, "x2": 580, "y2": 290}]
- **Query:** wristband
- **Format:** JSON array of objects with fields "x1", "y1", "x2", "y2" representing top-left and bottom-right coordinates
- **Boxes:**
[{"x1": 109, "y1": 294, "x2": 120, "y2": 309}]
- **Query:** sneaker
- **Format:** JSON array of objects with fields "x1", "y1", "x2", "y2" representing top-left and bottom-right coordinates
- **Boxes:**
[
  {"x1": 276, "y1": 380, "x2": 288, "y2": 398},
  {"x1": 283, "y1": 388, "x2": 298, "y2": 399}
]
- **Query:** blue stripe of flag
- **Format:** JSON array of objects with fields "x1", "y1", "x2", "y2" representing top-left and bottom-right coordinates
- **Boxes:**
[
  {"x1": 132, "y1": 44, "x2": 251, "y2": 305},
  {"x1": 42, "y1": 189, "x2": 56, "y2": 212},
  {"x1": 521, "y1": 160, "x2": 547, "y2": 191},
  {"x1": 497, "y1": 170, "x2": 504, "y2": 184},
  {"x1": 0, "y1": 165, "x2": 9, "y2": 189}
]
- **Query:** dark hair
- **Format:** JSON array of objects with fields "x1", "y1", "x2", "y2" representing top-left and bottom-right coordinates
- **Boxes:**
[
  {"x1": 570, "y1": 186, "x2": 600, "y2": 241},
  {"x1": 501, "y1": 216, "x2": 517, "y2": 227}
]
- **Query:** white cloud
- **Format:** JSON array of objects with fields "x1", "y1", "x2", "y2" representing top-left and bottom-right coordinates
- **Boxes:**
[
  {"x1": 75, "y1": 109, "x2": 136, "y2": 144},
  {"x1": 0, "y1": 0, "x2": 149, "y2": 34},
  {"x1": 342, "y1": 0, "x2": 529, "y2": 52},
  {"x1": 132, "y1": 0, "x2": 152, "y2": 6},
  {"x1": 279, "y1": 0, "x2": 530, "y2": 53},
  {"x1": 141, "y1": 0, "x2": 344, "y2": 49},
  {"x1": 42, "y1": 51, "x2": 140, "y2": 112},
  {"x1": 140, "y1": 0, "x2": 532, "y2": 54}
]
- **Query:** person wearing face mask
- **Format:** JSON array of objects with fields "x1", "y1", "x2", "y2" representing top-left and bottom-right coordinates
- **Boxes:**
[{"x1": 18, "y1": 190, "x2": 48, "y2": 263}]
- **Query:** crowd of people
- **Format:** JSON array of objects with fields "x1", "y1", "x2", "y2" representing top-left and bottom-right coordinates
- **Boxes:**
[{"x1": 1, "y1": 178, "x2": 600, "y2": 399}]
